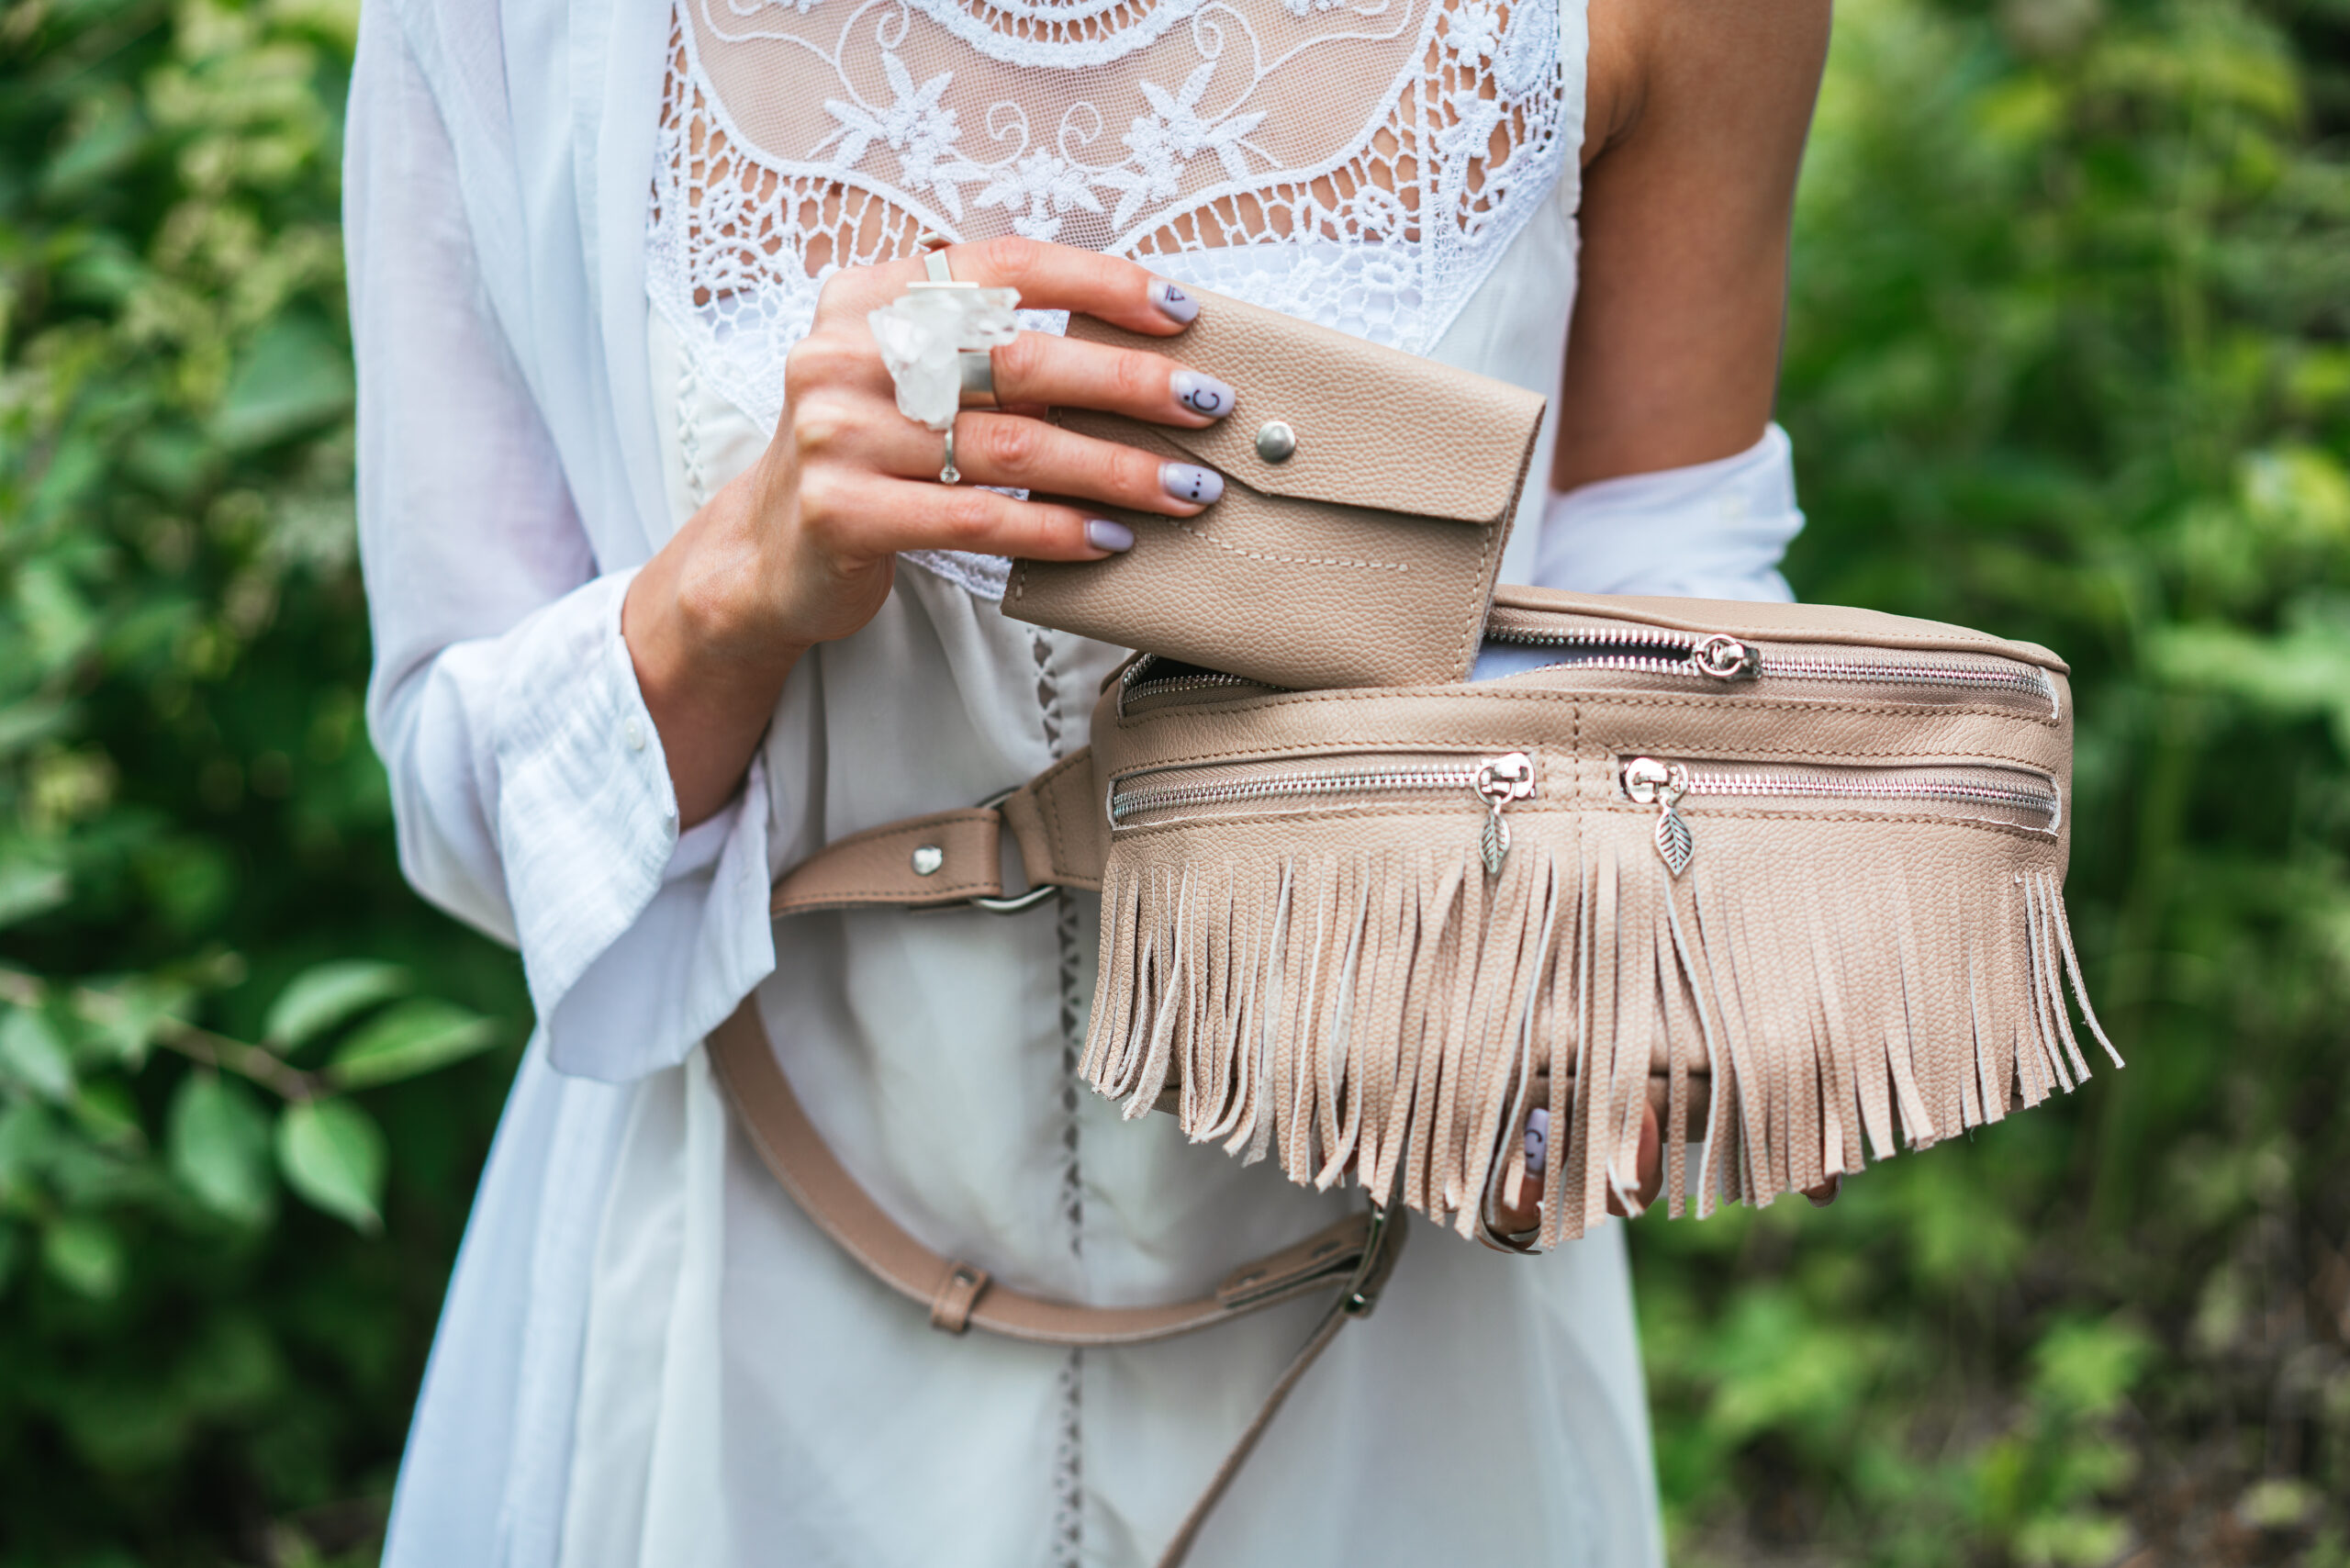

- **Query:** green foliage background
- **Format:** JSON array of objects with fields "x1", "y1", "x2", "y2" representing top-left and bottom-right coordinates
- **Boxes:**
[{"x1": 0, "y1": 0, "x2": 2344, "y2": 1562}]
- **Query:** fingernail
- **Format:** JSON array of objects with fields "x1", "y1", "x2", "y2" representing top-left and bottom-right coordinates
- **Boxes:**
[
  {"x1": 1807, "y1": 1172, "x2": 1842, "y2": 1208},
  {"x1": 1524, "y1": 1107, "x2": 1550, "y2": 1176},
  {"x1": 1086, "y1": 519, "x2": 1135, "y2": 554},
  {"x1": 1169, "y1": 370, "x2": 1236, "y2": 420},
  {"x1": 1147, "y1": 278, "x2": 1199, "y2": 324},
  {"x1": 1161, "y1": 463, "x2": 1223, "y2": 505}
]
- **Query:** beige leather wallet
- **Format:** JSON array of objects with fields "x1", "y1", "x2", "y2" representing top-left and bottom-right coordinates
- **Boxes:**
[{"x1": 1002, "y1": 287, "x2": 1546, "y2": 689}]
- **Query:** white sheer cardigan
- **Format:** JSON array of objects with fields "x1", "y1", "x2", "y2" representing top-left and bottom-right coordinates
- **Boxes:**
[{"x1": 348, "y1": 0, "x2": 1802, "y2": 1558}]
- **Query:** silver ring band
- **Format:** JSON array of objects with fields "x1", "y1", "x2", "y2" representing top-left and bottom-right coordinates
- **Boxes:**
[
  {"x1": 939, "y1": 421, "x2": 961, "y2": 486},
  {"x1": 957, "y1": 349, "x2": 998, "y2": 409}
]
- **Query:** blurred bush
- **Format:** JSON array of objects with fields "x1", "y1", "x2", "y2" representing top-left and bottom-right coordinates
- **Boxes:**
[
  {"x1": 0, "y1": 0, "x2": 523, "y2": 1562},
  {"x1": 1633, "y1": 0, "x2": 2350, "y2": 1562},
  {"x1": 3, "y1": 0, "x2": 2345, "y2": 1563}
]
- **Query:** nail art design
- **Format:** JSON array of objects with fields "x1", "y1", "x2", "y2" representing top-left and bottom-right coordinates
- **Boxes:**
[
  {"x1": 1524, "y1": 1107, "x2": 1550, "y2": 1176},
  {"x1": 1170, "y1": 370, "x2": 1235, "y2": 419},
  {"x1": 1161, "y1": 463, "x2": 1224, "y2": 505},
  {"x1": 1147, "y1": 278, "x2": 1200, "y2": 324},
  {"x1": 1086, "y1": 519, "x2": 1135, "y2": 554}
]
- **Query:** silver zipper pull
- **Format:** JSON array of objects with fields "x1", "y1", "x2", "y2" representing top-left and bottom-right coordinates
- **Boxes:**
[
  {"x1": 1623, "y1": 756, "x2": 1694, "y2": 876},
  {"x1": 1692, "y1": 634, "x2": 1761, "y2": 681},
  {"x1": 1472, "y1": 753, "x2": 1537, "y2": 875}
]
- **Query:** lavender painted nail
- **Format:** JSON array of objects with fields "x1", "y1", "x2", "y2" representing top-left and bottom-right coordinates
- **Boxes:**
[
  {"x1": 1086, "y1": 519, "x2": 1135, "y2": 554},
  {"x1": 1147, "y1": 278, "x2": 1200, "y2": 324},
  {"x1": 1161, "y1": 463, "x2": 1224, "y2": 505},
  {"x1": 1169, "y1": 369, "x2": 1236, "y2": 420},
  {"x1": 1524, "y1": 1107, "x2": 1551, "y2": 1176}
]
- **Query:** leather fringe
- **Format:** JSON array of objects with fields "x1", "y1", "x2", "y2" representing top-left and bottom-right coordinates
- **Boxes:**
[{"x1": 1080, "y1": 823, "x2": 2118, "y2": 1243}]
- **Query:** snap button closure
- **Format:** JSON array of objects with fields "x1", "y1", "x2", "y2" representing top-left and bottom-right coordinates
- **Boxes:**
[
  {"x1": 912, "y1": 845, "x2": 946, "y2": 877},
  {"x1": 1254, "y1": 420, "x2": 1296, "y2": 464}
]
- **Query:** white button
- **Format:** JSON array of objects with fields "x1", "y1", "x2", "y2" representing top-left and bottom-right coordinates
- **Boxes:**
[{"x1": 623, "y1": 718, "x2": 646, "y2": 753}]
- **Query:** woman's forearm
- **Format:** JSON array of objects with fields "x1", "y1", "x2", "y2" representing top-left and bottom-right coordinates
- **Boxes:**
[{"x1": 621, "y1": 467, "x2": 809, "y2": 830}]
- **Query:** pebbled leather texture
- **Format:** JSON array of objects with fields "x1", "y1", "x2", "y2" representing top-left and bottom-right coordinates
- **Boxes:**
[{"x1": 1004, "y1": 287, "x2": 1546, "y2": 689}]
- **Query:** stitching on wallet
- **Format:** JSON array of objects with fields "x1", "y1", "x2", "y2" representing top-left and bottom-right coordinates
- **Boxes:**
[{"x1": 1149, "y1": 516, "x2": 1410, "y2": 573}]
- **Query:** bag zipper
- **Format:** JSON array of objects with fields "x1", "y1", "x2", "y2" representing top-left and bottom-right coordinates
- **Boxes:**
[
  {"x1": 1483, "y1": 623, "x2": 2059, "y2": 714},
  {"x1": 1117, "y1": 656, "x2": 1273, "y2": 715},
  {"x1": 1110, "y1": 752, "x2": 1538, "y2": 874},
  {"x1": 1620, "y1": 755, "x2": 2061, "y2": 878}
]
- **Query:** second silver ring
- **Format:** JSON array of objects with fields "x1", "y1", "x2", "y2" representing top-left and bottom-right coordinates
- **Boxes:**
[{"x1": 957, "y1": 349, "x2": 998, "y2": 409}]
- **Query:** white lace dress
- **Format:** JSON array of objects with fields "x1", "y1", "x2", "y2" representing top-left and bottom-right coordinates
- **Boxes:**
[{"x1": 358, "y1": 0, "x2": 1789, "y2": 1558}]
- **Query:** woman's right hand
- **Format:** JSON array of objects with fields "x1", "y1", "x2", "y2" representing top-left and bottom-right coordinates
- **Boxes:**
[{"x1": 622, "y1": 237, "x2": 1236, "y2": 826}]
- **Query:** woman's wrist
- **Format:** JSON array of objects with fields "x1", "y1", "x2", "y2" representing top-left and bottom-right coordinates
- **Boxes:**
[{"x1": 621, "y1": 474, "x2": 809, "y2": 828}]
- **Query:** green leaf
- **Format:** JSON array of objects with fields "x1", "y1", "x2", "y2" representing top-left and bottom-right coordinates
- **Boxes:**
[
  {"x1": 75, "y1": 977, "x2": 196, "y2": 1069},
  {"x1": 42, "y1": 1215, "x2": 125, "y2": 1300},
  {"x1": 69, "y1": 1081, "x2": 143, "y2": 1149},
  {"x1": 168, "y1": 1075, "x2": 274, "y2": 1226},
  {"x1": 0, "y1": 1006, "x2": 75, "y2": 1101},
  {"x1": 215, "y1": 315, "x2": 355, "y2": 452},
  {"x1": 263, "y1": 959, "x2": 413, "y2": 1050},
  {"x1": 0, "y1": 1103, "x2": 60, "y2": 1196},
  {"x1": 274, "y1": 1099, "x2": 385, "y2": 1232},
  {"x1": 0, "y1": 858, "x2": 71, "y2": 932},
  {"x1": 326, "y1": 998, "x2": 498, "y2": 1090}
]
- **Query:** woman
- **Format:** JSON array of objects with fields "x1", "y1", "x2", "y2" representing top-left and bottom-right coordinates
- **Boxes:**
[{"x1": 351, "y1": 0, "x2": 1830, "y2": 1558}]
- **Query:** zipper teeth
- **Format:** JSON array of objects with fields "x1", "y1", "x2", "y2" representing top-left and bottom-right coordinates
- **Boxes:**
[
  {"x1": 1112, "y1": 762, "x2": 1480, "y2": 823},
  {"x1": 1487, "y1": 626, "x2": 2053, "y2": 700},
  {"x1": 1489, "y1": 624, "x2": 1696, "y2": 651},
  {"x1": 1124, "y1": 671, "x2": 1259, "y2": 700},
  {"x1": 1753, "y1": 654, "x2": 2052, "y2": 698},
  {"x1": 1679, "y1": 768, "x2": 2059, "y2": 817}
]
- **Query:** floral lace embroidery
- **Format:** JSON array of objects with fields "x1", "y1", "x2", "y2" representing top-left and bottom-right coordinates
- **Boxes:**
[{"x1": 646, "y1": 0, "x2": 1572, "y2": 444}]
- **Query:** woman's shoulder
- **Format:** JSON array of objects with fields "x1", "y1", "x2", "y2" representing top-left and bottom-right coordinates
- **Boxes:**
[{"x1": 1582, "y1": 0, "x2": 1835, "y2": 170}]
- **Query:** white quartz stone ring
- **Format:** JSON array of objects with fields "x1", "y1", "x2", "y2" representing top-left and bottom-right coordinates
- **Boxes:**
[{"x1": 869, "y1": 240, "x2": 1019, "y2": 458}]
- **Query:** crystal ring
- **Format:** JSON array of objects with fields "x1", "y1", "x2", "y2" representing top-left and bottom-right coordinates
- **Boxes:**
[{"x1": 871, "y1": 241, "x2": 1019, "y2": 439}]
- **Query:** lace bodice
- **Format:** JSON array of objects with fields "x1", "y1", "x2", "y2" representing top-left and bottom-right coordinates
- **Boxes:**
[{"x1": 646, "y1": 0, "x2": 1575, "y2": 438}]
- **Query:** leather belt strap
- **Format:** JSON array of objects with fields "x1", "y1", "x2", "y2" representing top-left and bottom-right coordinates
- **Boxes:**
[
  {"x1": 708, "y1": 1001, "x2": 1406, "y2": 1565},
  {"x1": 768, "y1": 749, "x2": 1108, "y2": 916}
]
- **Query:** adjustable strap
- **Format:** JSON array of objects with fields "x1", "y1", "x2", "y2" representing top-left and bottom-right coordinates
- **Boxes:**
[
  {"x1": 769, "y1": 748, "x2": 1108, "y2": 917},
  {"x1": 707, "y1": 1002, "x2": 1405, "y2": 1565}
]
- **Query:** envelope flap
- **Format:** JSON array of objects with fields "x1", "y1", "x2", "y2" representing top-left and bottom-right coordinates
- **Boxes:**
[{"x1": 1058, "y1": 288, "x2": 1546, "y2": 526}]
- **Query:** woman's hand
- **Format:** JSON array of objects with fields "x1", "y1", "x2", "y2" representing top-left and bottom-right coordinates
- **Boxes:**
[
  {"x1": 623, "y1": 237, "x2": 1237, "y2": 827},
  {"x1": 1492, "y1": 1096, "x2": 1841, "y2": 1236}
]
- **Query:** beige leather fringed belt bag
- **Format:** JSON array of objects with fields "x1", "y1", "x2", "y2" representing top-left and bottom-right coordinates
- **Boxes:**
[{"x1": 711, "y1": 289, "x2": 2121, "y2": 1564}]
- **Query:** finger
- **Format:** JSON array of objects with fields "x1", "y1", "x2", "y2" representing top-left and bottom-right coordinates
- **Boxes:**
[
  {"x1": 798, "y1": 468, "x2": 1134, "y2": 564},
  {"x1": 866, "y1": 410, "x2": 1225, "y2": 517},
  {"x1": 1805, "y1": 1172, "x2": 1843, "y2": 1208},
  {"x1": 822, "y1": 236, "x2": 1203, "y2": 335},
  {"x1": 987, "y1": 330, "x2": 1237, "y2": 426},
  {"x1": 1605, "y1": 1101, "x2": 1664, "y2": 1220}
]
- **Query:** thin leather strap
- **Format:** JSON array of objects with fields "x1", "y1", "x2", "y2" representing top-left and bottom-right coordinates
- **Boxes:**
[{"x1": 706, "y1": 1000, "x2": 1404, "y2": 1564}]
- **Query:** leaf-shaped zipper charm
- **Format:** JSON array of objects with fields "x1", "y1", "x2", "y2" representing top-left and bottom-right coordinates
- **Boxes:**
[
  {"x1": 1653, "y1": 802, "x2": 1693, "y2": 878},
  {"x1": 1623, "y1": 756, "x2": 1695, "y2": 878},
  {"x1": 1472, "y1": 753, "x2": 1536, "y2": 877}
]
